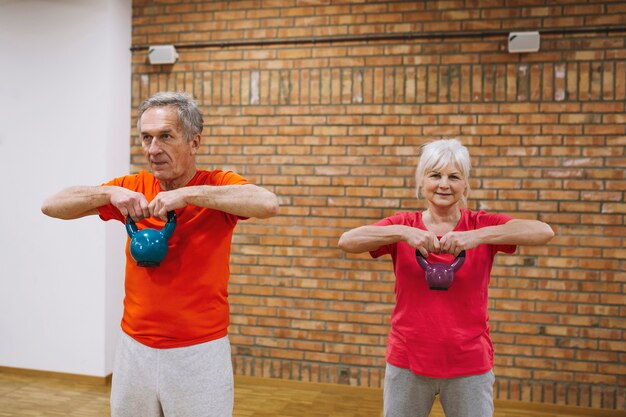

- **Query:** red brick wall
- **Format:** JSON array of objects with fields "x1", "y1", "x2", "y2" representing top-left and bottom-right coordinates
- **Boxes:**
[{"x1": 131, "y1": 0, "x2": 626, "y2": 410}]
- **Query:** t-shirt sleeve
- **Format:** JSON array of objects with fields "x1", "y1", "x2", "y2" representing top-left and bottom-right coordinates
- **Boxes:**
[
  {"x1": 211, "y1": 170, "x2": 250, "y2": 186},
  {"x1": 476, "y1": 211, "x2": 517, "y2": 255},
  {"x1": 97, "y1": 176, "x2": 130, "y2": 223},
  {"x1": 369, "y1": 214, "x2": 405, "y2": 259},
  {"x1": 206, "y1": 170, "x2": 251, "y2": 221}
]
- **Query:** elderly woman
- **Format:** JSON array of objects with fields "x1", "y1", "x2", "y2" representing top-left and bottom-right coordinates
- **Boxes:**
[{"x1": 338, "y1": 139, "x2": 554, "y2": 417}]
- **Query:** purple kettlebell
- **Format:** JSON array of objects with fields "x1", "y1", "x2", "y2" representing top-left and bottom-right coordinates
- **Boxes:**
[{"x1": 415, "y1": 250, "x2": 466, "y2": 290}]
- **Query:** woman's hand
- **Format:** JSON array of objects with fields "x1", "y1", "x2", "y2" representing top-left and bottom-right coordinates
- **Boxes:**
[
  {"x1": 404, "y1": 228, "x2": 441, "y2": 257},
  {"x1": 438, "y1": 230, "x2": 480, "y2": 256}
]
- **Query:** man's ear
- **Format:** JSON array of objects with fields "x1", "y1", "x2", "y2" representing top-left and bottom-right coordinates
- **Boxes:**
[{"x1": 190, "y1": 134, "x2": 201, "y2": 154}]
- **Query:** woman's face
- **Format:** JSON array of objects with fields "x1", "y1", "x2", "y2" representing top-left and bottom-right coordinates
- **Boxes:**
[{"x1": 421, "y1": 163, "x2": 467, "y2": 209}]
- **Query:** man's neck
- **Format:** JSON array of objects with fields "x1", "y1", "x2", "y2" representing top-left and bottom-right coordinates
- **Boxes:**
[{"x1": 159, "y1": 169, "x2": 197, "y2": 191}]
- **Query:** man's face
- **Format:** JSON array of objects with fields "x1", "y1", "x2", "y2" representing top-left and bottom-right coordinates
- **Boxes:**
[{"x1": 140, "y1": 106, "x2": 199, "y2": 187}]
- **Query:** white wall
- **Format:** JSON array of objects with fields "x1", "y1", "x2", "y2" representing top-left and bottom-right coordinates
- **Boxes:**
[{"x1": 0, "y1": 0, "x2": 131, "y2": 377}]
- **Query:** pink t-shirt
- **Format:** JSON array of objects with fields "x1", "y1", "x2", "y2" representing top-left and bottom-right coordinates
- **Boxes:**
[{"x1": 370, "y1": 209, "x2": 516, "y2": 378}]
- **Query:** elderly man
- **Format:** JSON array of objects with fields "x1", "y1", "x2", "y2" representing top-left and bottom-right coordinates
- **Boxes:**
[{"x1": 42, "y1": 92, "x2": 279, "y2": 417}]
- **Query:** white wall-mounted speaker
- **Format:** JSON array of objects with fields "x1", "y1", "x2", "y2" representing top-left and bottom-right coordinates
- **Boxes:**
[
  {"x1": 508, "y1": 31, "x2": 540, "y2": 53},
  {"x1": 148, "y1": 45, "x2": 179, "y2": 65}
]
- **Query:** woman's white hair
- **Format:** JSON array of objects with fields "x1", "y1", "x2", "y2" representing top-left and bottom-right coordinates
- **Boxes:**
[{"x1": 415, "y1": 138, "x2": 471, "y2": 206}]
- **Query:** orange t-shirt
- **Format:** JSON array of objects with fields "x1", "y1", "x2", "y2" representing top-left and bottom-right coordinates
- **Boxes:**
[{"x1": 97, "y1": 169, "x2": 249, "y2": 348}]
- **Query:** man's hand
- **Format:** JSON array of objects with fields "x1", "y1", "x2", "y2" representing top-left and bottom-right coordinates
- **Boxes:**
[
  {"x1": 148, "y1": 188, "x2": 189, "y2": 221},
  {"x1": 109, "y1": 187, "x2": 150, "y2": 221}
]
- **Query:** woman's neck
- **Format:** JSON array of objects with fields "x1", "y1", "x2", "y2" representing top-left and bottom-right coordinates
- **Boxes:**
[{"x1": 422, "y1": 206, "x2": 462, "y2": 233}]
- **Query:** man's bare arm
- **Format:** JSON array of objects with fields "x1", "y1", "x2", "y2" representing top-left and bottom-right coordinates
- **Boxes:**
[
  {"x1": 41, "y1": 186, "x2": 150, "y2": 220},
  {"x1": 148, "y1": 184, "x2": 279, "y2": 220}
]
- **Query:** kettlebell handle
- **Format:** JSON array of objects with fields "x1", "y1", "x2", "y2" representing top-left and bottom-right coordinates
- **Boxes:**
[
  {"x1": 125, "y1": 211, "x2": 176, "y2": 238},
  {"x1": 415, "y1": 250, "x2": 466, "y2": 259},
  {"x1": 125, "y1": 216, "x2": 138, "y2": 237},
  {"x1": 416, "y1": 250, "x2": 466, "y2": 271},
  {"x1": 161, "y1": 211, "x2": 176, "y2": 240}
]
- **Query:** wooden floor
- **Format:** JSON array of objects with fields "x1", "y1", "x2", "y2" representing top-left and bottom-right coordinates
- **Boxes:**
[{"x1": 0, "y1": 369, "x2": 624, "y2": 417}]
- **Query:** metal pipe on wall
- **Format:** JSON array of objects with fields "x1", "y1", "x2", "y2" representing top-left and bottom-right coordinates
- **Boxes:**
[{"x1": 130, "y1": 25, "x2": 626, "y2": 52}]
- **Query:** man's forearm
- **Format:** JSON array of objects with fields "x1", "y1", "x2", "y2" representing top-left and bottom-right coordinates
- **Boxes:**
[
  {"x1": 41, "y1": 186, "x2": 111, "y2": 220},
  {"x1": 184, "y1": 184, "x2": 278, "y2": 219}
]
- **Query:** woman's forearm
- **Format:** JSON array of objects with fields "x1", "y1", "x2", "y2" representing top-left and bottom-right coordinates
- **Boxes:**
[
  {"x1": 476, "y1": 219, "x2": 555, "y2": 246},
  {"x1": 338, "y1": 225, "x2": 408, "y2": 253}
]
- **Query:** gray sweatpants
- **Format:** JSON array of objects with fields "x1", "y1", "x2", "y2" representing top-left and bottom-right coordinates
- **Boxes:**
[
  {"x1": 384, "y1": 363, "x2": 495, "y2": 417},
  {"x1": 110, "y1": 333, "x2": 234, "y2": 417}
]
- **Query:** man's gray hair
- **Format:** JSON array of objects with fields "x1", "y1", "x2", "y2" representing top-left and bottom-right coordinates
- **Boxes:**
[{"x1": 137, "y1": 92, "x2": 203, "y2": 141}]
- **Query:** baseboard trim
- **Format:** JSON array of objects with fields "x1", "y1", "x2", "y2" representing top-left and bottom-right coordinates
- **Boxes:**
[
  {"x1": 235, "y1": 374, "x2": 383, "y2": 395},
  {"x1": 0, "y1": 366, "x2": 112, "y2": 386}
]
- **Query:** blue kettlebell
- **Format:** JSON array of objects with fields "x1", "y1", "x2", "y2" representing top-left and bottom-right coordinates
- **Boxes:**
[{"x1": 125, "y1": 211, "x2": 176, "y2": 267}]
